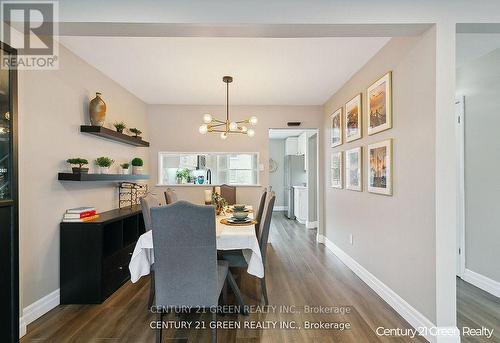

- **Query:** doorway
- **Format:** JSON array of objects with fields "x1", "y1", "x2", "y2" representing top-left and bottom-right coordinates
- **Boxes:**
[{"x1": 268, "y1": 128, "x2": 319, "y2": 231}]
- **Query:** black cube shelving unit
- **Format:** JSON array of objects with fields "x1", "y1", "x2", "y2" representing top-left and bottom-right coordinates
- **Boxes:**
[{"x1": 60, "y1": 205, "x2": 147, "y2": 304}]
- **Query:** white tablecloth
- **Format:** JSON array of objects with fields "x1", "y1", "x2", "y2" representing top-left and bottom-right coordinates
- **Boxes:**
[{"x1": 129, "y1": 210, "x2": 264, "y2": 283}]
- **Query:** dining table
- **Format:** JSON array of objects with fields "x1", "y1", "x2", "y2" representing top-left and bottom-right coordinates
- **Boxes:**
[{"x1": 128, "y1": 205, "x2": 263, "y2": 310}]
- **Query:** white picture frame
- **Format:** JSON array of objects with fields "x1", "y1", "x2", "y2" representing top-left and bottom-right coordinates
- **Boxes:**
[
  {"x1": 367, "y1": 71, "x2": 392, "y2": 135},
  {"x1": 331, "y1": 151, "x2": 343, "y2": 188},
  {"x1": 345, "y1": 147, "x2": 362, "y2": 191},
  {"x1": 330, "y1": 107, "x2": 343, "y2": 147},
  {"x1": 367, "y1": 139, "x2": 392, "y2": 195},
  {"x1": 345, "y1": 93, "x2": 362, "y2": 142}
]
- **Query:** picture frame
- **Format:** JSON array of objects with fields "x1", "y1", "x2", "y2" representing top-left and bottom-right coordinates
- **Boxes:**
[
  {"x1": 367, "y1": 139, "x2": 392, "y2": 195},
  {"x1": 345, "y1": 93, "x2": 362, "y2": 142},
  {"x1": 330, "y1": 151, "x2": 343, "y2": 188},
  {"x1": 345, "y1": 147, "x2": 362, "y2": 191},
  {"x1": 367, "y1": 71, "x2": 392, "y2": 135},
  {"x1": 330, "y1": 107, "x2": 343, "y2": 147}
]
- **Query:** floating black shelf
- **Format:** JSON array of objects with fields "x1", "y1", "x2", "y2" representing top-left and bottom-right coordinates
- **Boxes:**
[
  {"x1": 80, "y1": 125, "x2": 149, "y2": 147},
  {"x1": 58, "y1": 173, "x2": 150, "y2": 182}
]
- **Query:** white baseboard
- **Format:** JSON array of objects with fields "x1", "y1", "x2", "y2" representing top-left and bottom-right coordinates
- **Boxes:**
[
  {"x1": 273, "y1": 205, "x2": 288, "y2": 212},
  {"x1": 322, "y1": 237, "x2": 459, "y2": 343},
  {"x1": 316, "y1": 233, "x2": 325, "y2": 244},
  {"x1": 296, "y1": 218, "x2": 306, "y2": 224},
  {"x1": 306, "y1": 220, "x2": 318, "y2": 229},
  {"x1": 462, "y1": 268, "x2": 500, "y2": 298},
  {"x1": 20, "y1": 289, "x2": 60, "y2": 337}
]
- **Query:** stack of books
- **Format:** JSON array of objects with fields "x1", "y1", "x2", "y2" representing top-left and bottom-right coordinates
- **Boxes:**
[{"x1": 63, "y1": 207, "x2": 99, "y2": 222}]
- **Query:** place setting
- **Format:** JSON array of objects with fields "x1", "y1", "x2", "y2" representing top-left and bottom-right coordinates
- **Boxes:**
[{"x1": 221, "y1": 204, "x2": 257, "y2": 226}]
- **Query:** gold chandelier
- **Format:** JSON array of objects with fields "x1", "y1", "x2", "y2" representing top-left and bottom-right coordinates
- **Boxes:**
[{"x1": 199, "y1": 76, "x2": 258, "y2": 139}]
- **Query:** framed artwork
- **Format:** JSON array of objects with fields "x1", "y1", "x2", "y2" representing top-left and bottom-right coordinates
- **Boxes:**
[
  {"x1": 345, "y1": 147, "x2": 362, "y2": 191},
  {"x1": 330, "y1": 108, "x2": 342, "y2": 147},
  {"x1": 345, "y1": 94, "x2": 362, "y2": 142},
  {"x1": 368, "y1": 71, "x2": 392, "y2": 135},
  {"x1": 368, "y1": 139, "x2": 392, "y2": 195},
  {"x1": 330, "y1": 151, "x2": 342, "y2": 188}
]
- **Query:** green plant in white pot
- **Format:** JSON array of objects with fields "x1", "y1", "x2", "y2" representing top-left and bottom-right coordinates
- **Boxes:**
[
  {"x1": 96, "y1": 157, "x2": 114, "y2": 174},
  {"x1": 131, "y1": 158, "x2": 144, "y2": 175},
  {"x1": 120, "y1": 163, "x2": 130, "y2": 175}
]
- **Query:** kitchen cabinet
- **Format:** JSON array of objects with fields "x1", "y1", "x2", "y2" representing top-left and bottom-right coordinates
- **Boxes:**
[
  {"x1": 293, "y1": 186, "x2": 308, "y2": 224},
  {"x1": 298, "y1": 132, "x2": 308, "y2": 171},
  {"x1": 285, "y1": 137, "x2": 298, "y2": 155}
]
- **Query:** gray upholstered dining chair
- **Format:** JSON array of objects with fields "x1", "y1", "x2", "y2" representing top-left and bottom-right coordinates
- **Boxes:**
[
  {"x1": 219, "y1": 184, "x2": 236, "y2": 205},
  {"x1": 164, "y1": 188, "x2": 178, "y2": 204},
  {"x1": 151, "y1": 201, "x2": 228, "y2": 343},
  {"x1": 254, "y1": 190, "x2": 267, "y2": 235},
  {"x1": 221, "y1": 192, "x2": 276, "y2": 305},
  {"x1": 139, "y1": 193, "x2": 162, "y2": 308},
  {"x1": 140, "y1": 193, "x2": 161, "y2": 231}
]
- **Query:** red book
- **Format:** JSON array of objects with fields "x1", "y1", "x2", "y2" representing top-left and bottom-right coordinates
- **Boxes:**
[{"x1": 64, "y1": 210, "x2": 97, "y2": 219}]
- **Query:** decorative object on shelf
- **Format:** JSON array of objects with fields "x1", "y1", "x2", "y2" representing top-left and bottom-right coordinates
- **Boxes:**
[
  {"x1": 113, "y1": 121, "x2": 126, "y2": 133},
  {"x1": 118, "y1": 182, "x2": 148, "y2": 208},
  {"x1": 176, "y1": 168, "x2": 190, "y2": 184},
  {"x1": 368, "y1": 139, "x2": 392, "y2": 195},
  {"x1": 345, "y1": 93, "x2": 362, "y2": 142},
  {"x1": 95, "y1": 156, "x2": 114, "y2": 174},
  {"x1": 269, "y1": 158, "x2": 278, "y2": 173},
  {"x1": 345, "y1": 147, "x2": 362, "y2": 191},
  {"x1": 368, "y1": 71, "x2": 392, "y2": 135},
  {"x1": 129, "y1": 128, "x2": 142, "y2": 139},
  {"x1": 330, "y1": 107, "x2": 343, "y2": 147},
  {"x1": 198, "y1": 76, "x2": 258, "y2": 139},
  {"x1": 66, "y1": 158, "x2": 89, "y2": 174},
  {"x1": 131, "y1": 157, "x2": 144, "y2": 175},
  {"x1": 197, "y1": 175, "x2": 205, "y2": 184},
  {"x1": 89, "y1": 92, "x2": 106, "y2": 126},
  {"x1": 120, "y1": 163, "x2": 130, "y2": 175},
  {"x1": 204, "y1": 189, "x2": 213, "y2": 205},
  {"x1": 330, "y1": 151, "x2": 343, "y2": 189},
  {"x1": 211, "y1": 191, "x2": 227, "y2": 215}
]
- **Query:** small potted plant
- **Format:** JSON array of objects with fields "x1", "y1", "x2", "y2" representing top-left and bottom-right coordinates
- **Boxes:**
[
  {"x1": 66, "y1": 158, "x2": 89, "y2": 174},
  {"x1": 95, "y1": 156, "x2": 114, "y2": 174},
  {"x1": 113, "y1": 121, "x2": 126, "y2": 133},
  {"x1": 129, "y1": 128, "x2": 142, "y2": 139},
  {"x1": 120, "y1": 163, "x2": 130, "y2": 175},
  {"x1": 211, "y1": 192, "x2": 228, "y2": 215},
  {"x1": 176, "y1": 168, "x2": 190, "y2": 184},
  {"x1": 131, "y1": 157, "x2": 144, "y2": 175}
]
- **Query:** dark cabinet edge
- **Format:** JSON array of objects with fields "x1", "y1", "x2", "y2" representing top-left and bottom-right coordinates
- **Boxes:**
[{"x1": 80, "y1": 125, "x2": 150, "y2": 147}]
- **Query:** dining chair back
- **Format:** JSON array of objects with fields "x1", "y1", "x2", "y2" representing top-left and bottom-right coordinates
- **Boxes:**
[
  {"x1": 254, "y1": 190, "x2": 267, "y2": 235},
  {"x1": 151, "y1": 201, "x2": 227, "y2": 342},
  {"x1": 258, "y1": 192, "x2": 276, "y2": 267},
  {"x1": 219, "y1": 184, "x2": 236, "y2": 205},
  {"x1": 139, "y1": 193, "x2": 161, "y2": 231},
  {"x1": 164, "y1": 188, "x2": 178, "y2": 205}
]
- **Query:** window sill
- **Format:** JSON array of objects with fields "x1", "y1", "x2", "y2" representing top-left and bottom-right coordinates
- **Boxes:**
[{"x1": 155, "y1": 184, "x2": 262, "y2": 188}]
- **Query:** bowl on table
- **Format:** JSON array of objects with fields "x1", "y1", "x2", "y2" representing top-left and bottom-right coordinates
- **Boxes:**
[
  {"x1": 233, "y1": 204, "x2": 246, "y2": 211},
  {"x1": 232, "y1": 211, "x2": 249, "y2": 220}
]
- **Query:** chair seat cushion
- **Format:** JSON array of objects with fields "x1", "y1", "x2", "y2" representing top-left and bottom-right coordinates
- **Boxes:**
[
  {"x1": 221, "y1": 250, "x2": 248, "y2": 268},
  {"x1": 217, "y1": 260, "x2": 229, "y2": 295}
]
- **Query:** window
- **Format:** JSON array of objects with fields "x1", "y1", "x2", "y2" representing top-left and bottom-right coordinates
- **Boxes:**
[{"x1": 158, "y1": 152, "x2": 259, "y2": 186}]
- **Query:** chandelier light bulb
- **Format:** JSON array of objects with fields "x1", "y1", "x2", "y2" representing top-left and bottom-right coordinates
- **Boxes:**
[
  {"x1": 199, "y1": 124, "x2": 208, "y2": 134},
  {"x1": 249, "y1": 116, "x2": 258, "y2": 126},
  {"x1": 203, "y1": 113, "x2": 213, "y2": 123},
  {"x1": 241, "y1": 126, "x2": 248, "y2": 133},
  {"x1": 229, "y1": 121, "x2": 238, "y2": 131},
  {"x1": 247, "y1": 128, "x2": 255, "y2": 137},
  {"x1": 220, "y1": 132, "x2": 228, "y2": 140}
]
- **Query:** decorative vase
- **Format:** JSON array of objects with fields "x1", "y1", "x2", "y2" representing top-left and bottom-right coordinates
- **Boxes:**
[
  {"x1": 116, "y1": 128, "x2": 124, "y2": 133},
  {"x1": 121, "y1": 168, "x2": 130, "y2": 175},
  {"x1": 132, "y1": 166, "x2": 143, "y2": 175},
  {"x1": 72, "y1": 167, "x2": 89, "y2": 174},
  {"x1": 89, "y1": 92, "x2": 106, "y2": 126}
]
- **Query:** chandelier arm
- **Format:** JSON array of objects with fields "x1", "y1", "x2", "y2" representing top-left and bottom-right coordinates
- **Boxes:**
[
  {"x1": 212, "y1": 118, "x2": 226, "y2": 124},
  {"x1": 210, "y1": 123, "x2": 226, "y2": 128}
]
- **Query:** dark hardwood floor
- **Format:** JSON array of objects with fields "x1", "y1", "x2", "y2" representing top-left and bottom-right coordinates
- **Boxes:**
[
  {"x1": 457, "y1": 277, "x2": 500, "y2": 343},
  {"x1": 22, "y1": 213, "x2": 425, "y2": 342}
]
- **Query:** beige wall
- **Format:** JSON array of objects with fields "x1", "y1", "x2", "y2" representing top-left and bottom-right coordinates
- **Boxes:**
[
  {"x1": 147, "y1": 105, "x2": 323, "y2": 209},
  {"x1": 18, "y1": 44, "x2": 149, "y2": 309},
  {"x1": 323, "y1": 32, "x2": 437, "y2": 322}
]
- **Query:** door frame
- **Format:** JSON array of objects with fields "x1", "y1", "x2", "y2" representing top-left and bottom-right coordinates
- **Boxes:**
[
  {"x1": 0, "y1": 41, "x2": 19, "y2": 342},
  {"x1": 456, "y1": 95, "x2": 465, "y2": 278}
]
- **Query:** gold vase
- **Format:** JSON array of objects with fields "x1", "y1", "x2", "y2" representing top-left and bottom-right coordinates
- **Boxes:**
[{"x1": 89, "y1": 92, "x2": 106, "y2": 126}]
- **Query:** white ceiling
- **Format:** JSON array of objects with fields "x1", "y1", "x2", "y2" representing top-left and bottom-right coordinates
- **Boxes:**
[
  {"x1": 59, "y1": 36, "x2": 390, "y2": 105},
  {"x1": 456, "y1": 33, "x2": 500, "y2": 68}
]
